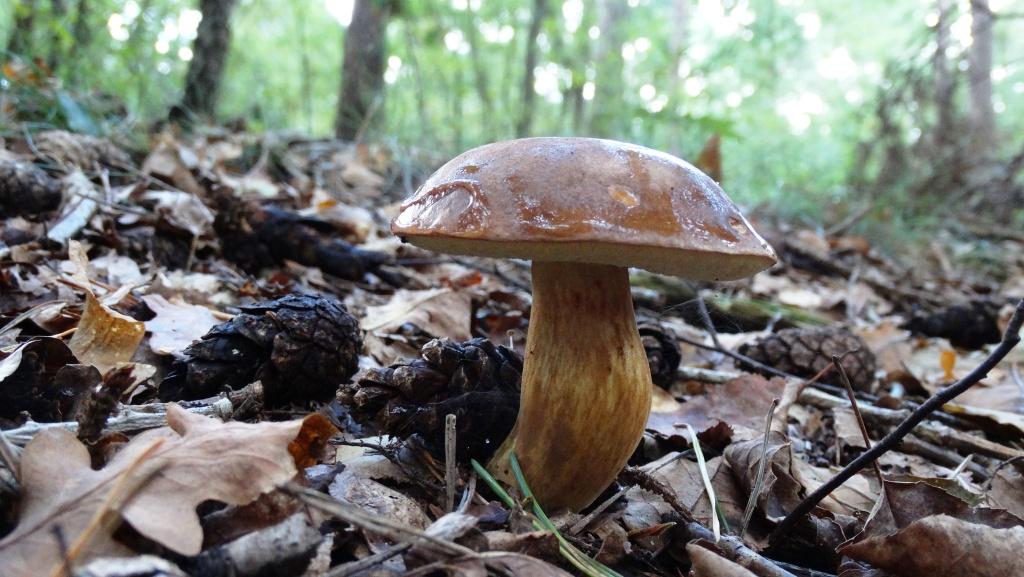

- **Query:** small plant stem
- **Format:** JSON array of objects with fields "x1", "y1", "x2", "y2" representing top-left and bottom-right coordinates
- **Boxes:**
[
  {"x1": 444, "y1": 414, "x2": 457, "y2": 512},
  {"x1": 832, "y1": 354, "x2": 886, "y2": 485},
  {"x1": 685, "y1": 424, "x2": 719, "y2": 541},
  {"x1": 740, "y1": 398, "x2": 779, "y2": 538}
]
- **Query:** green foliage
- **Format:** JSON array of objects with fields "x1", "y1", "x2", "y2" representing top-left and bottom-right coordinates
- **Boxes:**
[{"x1": 1, "y1": 0, "x2": 1022, "y2": 226}]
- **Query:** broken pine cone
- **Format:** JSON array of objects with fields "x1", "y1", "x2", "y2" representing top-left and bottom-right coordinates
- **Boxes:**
[
  {"x1": 339, "y1": 337, "x2": 522, "y2": 461},
  {"x1": 213, "y1": 195, "x2": 389, "y2": 282},
  {"x1": 159, "y1": 294, "x2": 361, "y2": 407},
  {"x1": 638, "y1": 318, "x2": 682, "y2": 388},
  {"x1": 34, "y1": 130, "x2": 133, "y2": 171},
  {"x1": 737, "y1": 326, "x2": 876, "y2": 392},
  {"x1": 0, "y1": 158, "x2": 63, "y2": 218}
]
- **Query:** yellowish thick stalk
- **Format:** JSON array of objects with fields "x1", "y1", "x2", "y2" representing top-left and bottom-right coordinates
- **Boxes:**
[{"x1": 488, "y1": 261, "x2": 653, "y2": 511}]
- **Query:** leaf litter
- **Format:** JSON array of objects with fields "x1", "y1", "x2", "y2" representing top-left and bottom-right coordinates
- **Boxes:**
[{"x1": 0, "y1": 126, "x2": 1023, "y2": 577}]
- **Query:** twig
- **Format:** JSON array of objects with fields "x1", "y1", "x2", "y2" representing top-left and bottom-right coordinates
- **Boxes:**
[
  {"x1": 674, "y1": 333, "x2": 802, "y2": 382},
  {"x1": 740, "y1": 398, "x2": 779, "y2": 538},
  {"x1": 696, "y1": 295, "x2": 722, "y2": 349},
  {"x1": 832, "y1": 354, "x2": 885, "y2": 485},
  {"x1": 0, "y1": 430, "x2": 21, "y2": 484},
  {"x1": 444, "y1": 414, "x2": 457, "y2": 512},
  {"x1": 324, "y1": 544, "x2": 411, "y2": 577},
  {"x1": 684, "y1": 522, "x2": 797, "y2": 577},
  {"x1": 771, "y1": 298, "x2": 1024, "y2": 542},
  {"x1": 281, "y1": 483, "x2": 478, "y2": 558}
]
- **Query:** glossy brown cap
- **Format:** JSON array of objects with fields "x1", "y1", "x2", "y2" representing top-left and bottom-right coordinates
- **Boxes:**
[{"x1": 391, "y1": 137, "x2": 777, "y2": 280}]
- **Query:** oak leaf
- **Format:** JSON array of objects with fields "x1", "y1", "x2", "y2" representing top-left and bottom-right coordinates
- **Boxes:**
[{"x1": 0, "y1": 405, "x2": 335, "y2": 577}]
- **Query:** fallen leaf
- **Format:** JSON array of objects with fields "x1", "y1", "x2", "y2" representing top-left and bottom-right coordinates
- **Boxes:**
[
  {"x1": 841, "y1": 515, "x2": 1024, "y2": 577},
  {"x1": 0, "y1": 405, "x2": 334, "y2": 575},
  {"x1": 724, "y1": 432, "x2": 805, "y2": 522},
  {"x1": 646, "y1": 374, "x2": 785, "y2": 441},
  {"x1": 142, "y1": 190, "x2": 216, "y2": 237},
  {"x1": 988, "y1": 465, "x2": 1024, "y2": 519},
  {"x1": 142, "y1": 294, "x2": 220, "y2": 356},
  {"x1": 687, "y1": 542, "x2": 758, "y2": 577},
  {"x1": 68, "y1": 292, "x2": 145, "y2": 373},
  {"x1": 361, "y1": 288, "x2": 472, "y2": 364}
]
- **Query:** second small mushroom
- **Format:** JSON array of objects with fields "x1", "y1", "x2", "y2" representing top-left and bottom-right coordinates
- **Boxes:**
[{"x1": 393, "y1": 137, "x2": 776, "y2": 510}]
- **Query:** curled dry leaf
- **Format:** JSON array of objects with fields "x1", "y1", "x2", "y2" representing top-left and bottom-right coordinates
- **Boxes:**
[
  {"x1": 68, "y1": 292, "x2": 145, "y2": 374},
  {"x1": 141, "y1": 294, "x2": 220, "y2": 356},
  {"x1": 646, "y1": 374, "x2": 786, "y2": 442},
  {"x1": 838, "y1": 479, "x2": 1024, "y2": 576},
  {"x1": 841, "y1": 515, "x2": 1024, "y2": 577},
  {"x1": 686, "y1": 542, "x2": 758, "y2": 577},
  {"x1": 724, "y1": 432, "x2": 805, "y2": 523},
  {"x1": 361, "y1": 288, "x2": 472, "y2": 364},
  {"x1": 0, "y1": 405, "x2": 336, "y2": 576}
]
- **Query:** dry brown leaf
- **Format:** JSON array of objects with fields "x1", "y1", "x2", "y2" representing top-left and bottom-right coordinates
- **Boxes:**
[
  {"x1": 68, "y1": 292, "x2": 145, "y2": 373},
  {"x1": 841, "y1": 515, "x2": 1024, "y2": 577},
  {"x1": 794, "y1": 461, "x2": 877, "y2": 516},
  {"x1": 141, "y1": 294, "x2": 220, "y2": 356},
  {"x1": 988, "y1": 465, "x2": 1024, "y2": 519},
  {"x1": 646, "y1": 374, "x2": 786, "y2": 441},
  {"x1": 141, "y1": 190, "x2": 215, "y2": 237},
  {"x1": 0, "y1": 405, "x2": 335, "y2": 576},
  {"x1": 361, "y1": 288, "x2": 472, "y2": 363},
  {"x1": 724, "y1": 432, "x2": 805, "y2": 522},
  {"x1": 687, "y1": 542, "x2": 758, "y2": 577},
  {"x1": 645, "y1": 455, "x2": 746, "y2": 533}
]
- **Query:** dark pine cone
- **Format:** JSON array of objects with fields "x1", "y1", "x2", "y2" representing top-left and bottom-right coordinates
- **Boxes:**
[
  {"x1": 339, "y1": 337, "x2": 522, "y2": 461},
  {"x1": 737, "y1": 327, "x2": 876, "y2": 392},
  {"x1": 638, "y1": 319, "x2": 681, "y2": 389},
  {"x1": 0, "y1": 159, "x2": 62, "y2": 218},
  {"x1": 160, "y1": 294, "x2": 362, "y2": 406},
  {"x1": 903, "y1": 300, "x2": 1003, "y2": 349}
]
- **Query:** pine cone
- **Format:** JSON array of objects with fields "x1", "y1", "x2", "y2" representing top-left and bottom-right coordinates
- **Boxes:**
[
  {"x1": 0, "y1": 158, "x2": 62, "y2": 217},
  {"x1": 737, "y1": 327, "x2": 876, "y2": 391},
  {"x1": 35, "y1": 130, "x2": 132, "y2": 170},
  {"x1": 638, "y1": 319, "x2": 681, "y2": 388},
  {"x1": 904, "y1": 300, "x2": 1003, "y2": 349},
  {"x1": 339, "y1": 337, "x2": 522, "y2": 461},
  {"x1": 160, "y1": 294, "x2": 362, "y2": 406}
]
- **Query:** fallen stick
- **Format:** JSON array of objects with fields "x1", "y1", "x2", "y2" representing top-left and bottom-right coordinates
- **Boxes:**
[
  {"x1": 771, "y1": 298, "x2": 1024, "y2": 542},
  {"x1": 3, "y1": 382, "x2": 263, "y2": 447}
]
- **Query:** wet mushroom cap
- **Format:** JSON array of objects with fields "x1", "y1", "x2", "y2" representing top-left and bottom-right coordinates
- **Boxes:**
[{"x1": 392, "y1": 136, "x2": 777, "y2": 279}]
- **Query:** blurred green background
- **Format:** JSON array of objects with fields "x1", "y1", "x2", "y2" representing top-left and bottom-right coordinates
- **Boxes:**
[{"x1": 1, "y1": 0, "x2": 1022, "y2": 227}]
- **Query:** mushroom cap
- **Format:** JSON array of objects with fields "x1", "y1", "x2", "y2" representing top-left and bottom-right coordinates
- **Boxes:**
[{"x1": 392, "y1": 137, "x2": 777, "y2": 280}]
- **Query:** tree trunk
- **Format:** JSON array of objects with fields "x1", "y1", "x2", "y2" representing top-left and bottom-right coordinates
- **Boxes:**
[
  {"x1": 175, "y1": 0, "x2": 238, "y2": 121},
  {"x1": 71, "y1": 0, "x2": 92, "y2": 55},
  {"x1": 515, "y1": 0, "x2": 548, "y2": 137},
  {"x1": 47, "y1": 0, "x2": 67, "y2": 71},
  {"x1": 932, "y1": 0, "x2": 954, "y2": 148},
  {"x1": 5, "y1": 2, "x2": 36, "y2": 57},
  {"x1": 335, "y1": 0, "x2": 392, "y2": 141},
  {"x1": 589, "y1": 0, "x2": 627, "y2": 136},
  {"x1": 968, "y1": 0, "x2": 996, "y2": 157},
  {"x1": 464, "y1": 6, "x2": 492, "y2": 122}
]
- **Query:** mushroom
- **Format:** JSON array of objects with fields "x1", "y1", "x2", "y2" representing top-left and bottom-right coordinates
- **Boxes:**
[{"x1": 391, "y1": 137, "x2": 777, "y2": 510}]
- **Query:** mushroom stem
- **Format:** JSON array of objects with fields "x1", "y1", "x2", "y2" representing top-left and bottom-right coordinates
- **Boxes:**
[{"x1": 488, "y1": 261, "x2": 652, "y2": 510}]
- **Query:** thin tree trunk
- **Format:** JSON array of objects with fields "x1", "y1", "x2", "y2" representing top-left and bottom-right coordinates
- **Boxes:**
[
  {"x1": 932, "y1": 0, "x2": 954, "y2": 148},
  {"x1": 5, "y1": 2, "x2": 35, "y2": 57},
  {"x1": 47, "y1": 0, "x2": 67, "y2": 71},
  {"x1": 516, "y1": 0, "x2": 548, "y2": 137},
  {"x1": 335, "y1": 0, "x2": 392, "y2": 140},
  {"x1": 589, "y1": 0, "x2": 627, "y2": 136},
  {"x1": 71, "y1": 0, "x2": 91, "y2": 54},
  {"x1": 968, "y1": 0, "x2": 996, "y2": 157},
  {"x1": 176, "y1": 0, "x2": 238, "y2": 121},
  {"x1": 464, "y1": 6, "x2": 492, "y2": 123}
]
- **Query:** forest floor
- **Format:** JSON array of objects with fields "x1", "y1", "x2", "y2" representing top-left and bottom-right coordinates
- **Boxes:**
[{"x1": 1, "y1": 127, "x2": 1023, "y2": 577}]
